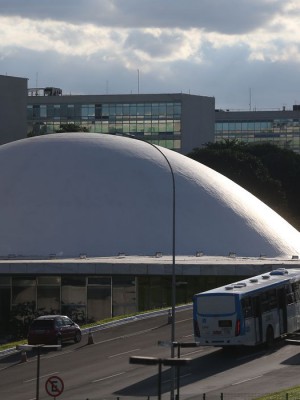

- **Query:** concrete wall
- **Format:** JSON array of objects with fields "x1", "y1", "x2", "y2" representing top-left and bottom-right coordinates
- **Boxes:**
[
  {"x1": 0, "y1": 75, "x2": 27, "y2": 145},
  {"x1": 180, "y1": 94, "x2": 215, "y2": 155}
]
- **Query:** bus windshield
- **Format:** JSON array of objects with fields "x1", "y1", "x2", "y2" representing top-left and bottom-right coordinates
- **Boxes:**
[{"x1": 197, "y1": 294, "x2": 236, "y2": 315}]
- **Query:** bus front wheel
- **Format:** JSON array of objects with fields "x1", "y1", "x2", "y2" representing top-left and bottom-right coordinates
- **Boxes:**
[{"x1": 266, "y1": 326, "x2": 274, "y2": 349}]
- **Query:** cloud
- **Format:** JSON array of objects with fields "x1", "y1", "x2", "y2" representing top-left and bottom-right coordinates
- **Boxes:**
[
  {"x1": 0, "y1": 0, "x2": 285, "y2": 33},
  {"x1": 0, "y1": 0, "x2": 300, "y2": 109}
]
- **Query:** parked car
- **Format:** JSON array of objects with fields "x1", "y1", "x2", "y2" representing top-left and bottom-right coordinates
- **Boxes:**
[{"x1": 28, "y1": 315, "x2": 82, "y2": 345}]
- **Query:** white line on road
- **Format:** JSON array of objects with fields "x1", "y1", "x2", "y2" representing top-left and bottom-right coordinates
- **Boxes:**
[
  {"x1": 231, "y1": 375, "x2": 263, "y2": 385},
  {"x1": 184, "y1": 348, "x2": 206, "y2": 356},
  {"x1": 163, "y1": 373, "x2": 192, "y2": 384},
  {"x1": 24, "y1": 371, "x2": 59, "y2": 383},
  {"x1": 182, "y1": 334, "x2": 194, "y2": 338},
  {"x1": 177, "y1": 318, "x2": 192, "y2": 324},
  {"x1": 109, "y1": 348, "x2": 140, "y2": 358},
  {"x1": 90, "y1": 326, "x2": 163, "y2": 346},
  {"x1": 236, "y1": 351, "x2": 264, "y2": 361},
  {"x1": 92, "y1": 372, "x2": 126, "y2": 383}
]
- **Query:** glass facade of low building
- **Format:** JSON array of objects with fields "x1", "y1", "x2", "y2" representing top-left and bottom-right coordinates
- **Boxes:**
[
  {"x1": 26, "y1": 92, "x2": 216, "y2": 155},
  {"x1": 215, "y1": 110, "x2": 300, "y2": 153},
  {"x1": 0, "y1": 271, "x2": 239, "y2": 337},
  {"x1": 27, "y1": 100, "x2": 182, "y2": 151},
  {"x1": 0, "y1": 274, "x2": 136, "y2": 336}
]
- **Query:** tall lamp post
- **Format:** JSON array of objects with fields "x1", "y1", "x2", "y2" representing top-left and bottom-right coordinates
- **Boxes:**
[
  {"x1": 140, "y1": 142, "x2": 177, "y2": 399},
  {"x1": 117, "y1": 133, "x2": 176, "y2": 348},
  {"x1": 115, "y1": 132, "x2": 177, "y2": 398},
  {"x1": 147, "y1": 143, "x2": 176, "y2": 353}
]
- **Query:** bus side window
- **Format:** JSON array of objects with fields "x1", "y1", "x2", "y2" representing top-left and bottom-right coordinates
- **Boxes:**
[
  {"x1": 260, "y1": 292, "x2": 267, "y2": 312},
  {"x1": 286, "y1": 284, "x2": 295, "y2": 304},
  {"x1": 252, "y1": 296, "x2": 260, "y2": 317},
  {"x1": 260, "y1": 289, "x2": 277, "y2": 312},
  {"x1": 242, "y1": 297, "x2": 252, "y2": 318},
  {"x1": 268, "y1": 289, "x2": 278, "y2": 309},
  {"x1": 292, "y1": 282, "x2": 300, "y2": 301}
]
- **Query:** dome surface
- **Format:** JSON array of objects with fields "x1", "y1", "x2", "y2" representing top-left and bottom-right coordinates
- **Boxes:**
[{"x1": 0, "y1": 132, "x2": 299, "y2": 258}]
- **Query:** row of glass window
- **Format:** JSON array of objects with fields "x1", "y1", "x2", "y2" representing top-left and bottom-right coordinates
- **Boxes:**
[
  {"x1": 216, "y1": 119, "x2": 300, "y2": 132},
  {"x1": 0, "y1": 275, "x2": 113, "y2": 286},
  {"x1": 27, "y1": 102, "x2": 182, "y2": 120},
  {"x1": 215, "y1": 134, "x2": 300, "y2": 152},
  {"x1": 216, "y1": 133, "x2": 300, "y2": 140},
  {"x1": 28, "y1": 122, "x2": 182, "y2": 150},
  {"x1": 1, "y1": 275, "x2": 136, "y2": 324},
  {"x1": 215, "y1": 134, "x2": 300, "y2": 142},
  {"x1": 29, "y1": 121, "x2": 181, "y2": 134}
]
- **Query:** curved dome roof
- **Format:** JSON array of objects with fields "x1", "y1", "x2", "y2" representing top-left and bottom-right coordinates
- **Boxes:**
[{"x1": 0, "y1": 132, "x2": 299, "y2": 258}]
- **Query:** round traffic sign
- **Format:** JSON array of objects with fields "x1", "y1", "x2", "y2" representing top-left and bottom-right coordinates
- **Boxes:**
[{"x1": 45, "y1": 375, "x2": 64, "y2": 398}]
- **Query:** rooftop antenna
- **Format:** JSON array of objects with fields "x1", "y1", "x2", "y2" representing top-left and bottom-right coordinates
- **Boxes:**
[
  {"x1": 137, "y1": 69, "x2": 140, "y2": 94},
  {"x1": 35, "y1": 72, "x2": 39, "y2": 96},
  {"x1": 249, "y1": 88, "x2": 252, "y2": 111}
]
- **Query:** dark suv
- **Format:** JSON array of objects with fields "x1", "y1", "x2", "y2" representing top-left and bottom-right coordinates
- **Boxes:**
[{"x1": 28, "y1": 315, "x2": 82, "y2": 345}]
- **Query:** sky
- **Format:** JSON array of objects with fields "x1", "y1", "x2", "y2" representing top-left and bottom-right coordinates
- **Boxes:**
[{"x1": 1, "y1": 0, "x2": 300, "y2": 110}]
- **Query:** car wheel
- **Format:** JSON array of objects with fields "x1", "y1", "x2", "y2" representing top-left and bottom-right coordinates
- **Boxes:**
[{"x1": 74, "y1": 331, "x2": 82, "y2": 343}]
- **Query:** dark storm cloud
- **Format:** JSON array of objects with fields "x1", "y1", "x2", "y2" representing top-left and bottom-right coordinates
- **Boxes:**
[{"x1": 0, "y1": 0, "x2": 285, "y2": 34}]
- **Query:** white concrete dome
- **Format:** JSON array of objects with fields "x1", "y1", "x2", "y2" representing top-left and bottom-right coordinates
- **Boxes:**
[{"x1": 0, "y1": 132, "x2": 299, "y2": 258}]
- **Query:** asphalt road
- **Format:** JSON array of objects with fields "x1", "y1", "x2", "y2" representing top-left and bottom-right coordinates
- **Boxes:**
[{"x1": 1, "y1": 308, "x2": 300, "y2": 399}]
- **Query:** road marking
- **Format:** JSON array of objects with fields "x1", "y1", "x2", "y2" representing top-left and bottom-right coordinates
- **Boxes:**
[
  {"x1": 236, "y1": 351, "x2": 264, "y2": 361},
  {"x1": 184, "y1": 348, "x2": 205, "y2": 356},
  {"x1": 24, "y1": 371, "x2": 59, "y2": 383},
  {"x1": 231, "y1": 375, "x2": 263, "y2": 385},
  {"x1": 91, "y1": 326, "x2": 163, "y2": 345},
  {"x1": 177, "y1": 318, "x2": 192, "y2": 324},
  {"x1": 182, "y1": 334, "x2": 194, "y2": 338},
  {"x1": 178, "y1": 373, "x2": 192, "y2": 380},
  {"x1": 92, "y1": 372, "x2": 126, "y2": 383},
  {"x1": 45, "y1": 350, "x2": 73, "y2": 359},
  {"x1": 163, "y1": 373, "x2": 192, "y2": 384},
  {"x1": 109, "y1": 348, "x2": 140, "y2": 358}
]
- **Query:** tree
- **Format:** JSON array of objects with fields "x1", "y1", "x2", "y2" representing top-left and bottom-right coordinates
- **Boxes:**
[
  {"x1": 56, "y1": 123, "x2": 89, "y2": 133},
  {"x1": 187, "y1": 141, "x2": 300, "y2": 228}
]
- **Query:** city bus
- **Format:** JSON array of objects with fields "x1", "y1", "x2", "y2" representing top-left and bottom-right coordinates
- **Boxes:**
[{"x1": 193, "y1": 268, "x2": 300, "y2": 347}]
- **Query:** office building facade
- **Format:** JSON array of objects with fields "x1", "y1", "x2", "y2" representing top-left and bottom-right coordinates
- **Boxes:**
[
  {"x1": 27, "y1": 88, "x2": 300, "y2": 155},
  {"x1": 27, "y1": 91, "x2": 215, "y2": 154},
  {"x1": 215, "y1": 108, "x2": 300, "y2": 153}
]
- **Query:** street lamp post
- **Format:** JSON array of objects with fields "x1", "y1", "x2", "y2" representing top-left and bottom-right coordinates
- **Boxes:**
[
  {"x1": 115, "y1": 132, "x2": 177, "y2": 398},
  {"x1": 117, "y1": 134, "x2": 176, "y2": 349},
  {"x1": 148, "y1": 145, "x2": 176, "y2": 351},
  {"x1": 153, "y1": 146, "x2": 176, "y2": 400}
]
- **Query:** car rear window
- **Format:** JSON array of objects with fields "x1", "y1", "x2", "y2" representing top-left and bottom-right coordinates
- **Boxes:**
[{"x1": 31, "y1": 320, "x2": 54, "y2": 329}]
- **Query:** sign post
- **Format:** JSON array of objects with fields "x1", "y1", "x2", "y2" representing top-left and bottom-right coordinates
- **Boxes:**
[{"x1": 16, "y1": 344, "x2": 61, "y2": 400}]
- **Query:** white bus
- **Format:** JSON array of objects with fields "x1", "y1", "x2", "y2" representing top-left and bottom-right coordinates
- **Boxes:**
[{"x1": 193, "y1": 268, "x2": 300, "y2": 347}]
